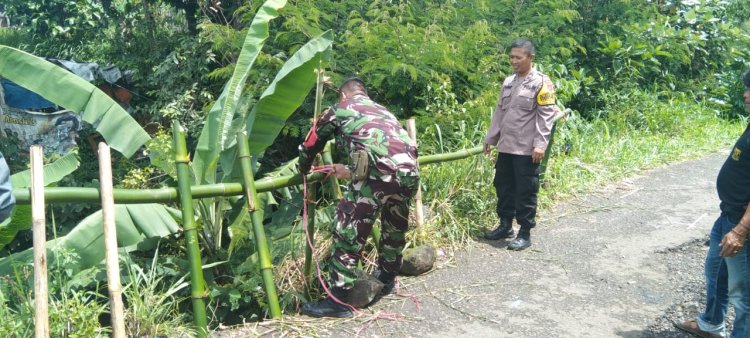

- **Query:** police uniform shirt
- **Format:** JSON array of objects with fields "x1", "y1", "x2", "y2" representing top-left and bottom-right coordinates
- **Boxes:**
[{"x1": 484, "y1": 68, "x2": 558, "y2": 155}]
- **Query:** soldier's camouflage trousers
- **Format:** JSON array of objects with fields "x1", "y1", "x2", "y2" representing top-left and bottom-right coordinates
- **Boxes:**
[{"x1": 329, "y1": 172, "x2": 419, "y2": 289}]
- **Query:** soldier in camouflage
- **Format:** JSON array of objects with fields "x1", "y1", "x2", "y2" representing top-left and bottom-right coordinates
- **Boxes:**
[{"x1": 298, "y1": 77, "x2": 420, "y2": 318}]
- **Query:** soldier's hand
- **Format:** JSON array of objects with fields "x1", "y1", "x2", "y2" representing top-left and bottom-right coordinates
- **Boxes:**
[
  {"x1": 298, "y1": 161, "x2": 311, "y2": 175},
  {"x1": 332, "y1": 163, "x2": 351, "y2": 180},
  {"x1": 532, "y1": 147, "x2": 545, "y2": 164}
]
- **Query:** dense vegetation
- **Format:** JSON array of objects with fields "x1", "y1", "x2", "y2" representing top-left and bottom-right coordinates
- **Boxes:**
[{"x1": 0, "y1": 0, "x2": 749, "y2": 335}]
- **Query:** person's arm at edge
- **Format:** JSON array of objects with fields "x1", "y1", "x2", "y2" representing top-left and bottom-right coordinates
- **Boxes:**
[
  {"x1": 0, "y1": 152, "x2": 14, "y2": 222},
  {"x1": 720, "y1": 201, "x2": 750, "y2": 257}
]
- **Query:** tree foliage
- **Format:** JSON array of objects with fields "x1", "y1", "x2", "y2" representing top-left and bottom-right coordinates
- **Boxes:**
[{"x1": 0, "y1": 0, "x2": 749, "y2": 326}]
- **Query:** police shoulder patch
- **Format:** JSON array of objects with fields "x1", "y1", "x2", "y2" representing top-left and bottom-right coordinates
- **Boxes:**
[{"x1": 536, "y1": 78, "x2": 556, "y2": 106}]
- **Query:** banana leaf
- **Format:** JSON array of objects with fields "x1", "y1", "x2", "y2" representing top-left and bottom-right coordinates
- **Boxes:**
[
  {"x1": 218, "y1": 30, "x2": 334, "y2": 182},
  {"x1": 0, "y1": 45, "x2": 150, "y2": 157},
  {"x1": 245, "y1": 30, "x2": 333, "y2": 156},
  {"x1": 10, "y1": 150, "x2": 80, "y2": 188},
  {"x1": 0, "y1": 204, "x2": 181, "y2": 276},
  {"x1": 0, "y1": 151, "x2": 81, "y2": 249},
  {"x1": 192, "y1": 0, "x2": 287, "y2": 185}
]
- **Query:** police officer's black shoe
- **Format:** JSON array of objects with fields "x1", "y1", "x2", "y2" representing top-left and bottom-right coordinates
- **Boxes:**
[
  {"x1": 301, "y1": 288, "x2": 353, "y2": 318},
  {"x1": 485, "y1": 219, "x2": 514, "y2": 240},
  {"x1": 374, "y1": 269, "x2": 397, "y2": 295},
  {"x1": 508, "y1": 234, "x2": 531, "y2": 251}
]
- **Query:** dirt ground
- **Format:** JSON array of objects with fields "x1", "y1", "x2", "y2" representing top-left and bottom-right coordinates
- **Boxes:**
[{"x1": 213, "y1": 152, "x2": 729, "y2": 338}]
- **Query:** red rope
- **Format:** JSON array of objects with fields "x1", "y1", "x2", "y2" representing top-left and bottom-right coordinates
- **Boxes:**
[
  {"x1": 302, "y1": 166, "x2": 422, "y2": 317},
  {"x1": 302, "y1": 172, "x2": 358, "y2": 313}
]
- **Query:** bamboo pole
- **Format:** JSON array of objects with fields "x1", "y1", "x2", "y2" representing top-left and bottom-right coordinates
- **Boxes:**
[
  {"x1": 540, "y1": 108, "x2": 570, "y2": 185},
  {"x1": 406, "y1": 118, "x2": 424, "y2": 227},
  {"x1": 303, "y1": 68, "x2": 328, "y2": 281},
  {"x1": 98, "y1": 143, "x2": 126, "y2": 338},
  {"x1": 172, "y1": 123, "x2": 208, "y2": 337},
  {"x1": 418, "y1": 146, "x2": 483, "y2": 165},
  {"x1": 30, "y1": 145, "x2": 49, "y2": 338},
  {"x1": 303, "y1": 180, "x2": 317, "y2": 281},
  {"x1": 320, "y1": 143, "x2": 342, "y2": 200},
  {"x1": 237, "y1": 132, "x2": 282, "y2": 318},
  {"x1": 12, "y1": 147, "x2": 485, "y2": 205}
]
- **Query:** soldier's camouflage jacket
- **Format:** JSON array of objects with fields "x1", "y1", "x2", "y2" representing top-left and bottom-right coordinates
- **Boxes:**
[{"x1": 299, "y1": 94, "x2": 418, "y2": 181}]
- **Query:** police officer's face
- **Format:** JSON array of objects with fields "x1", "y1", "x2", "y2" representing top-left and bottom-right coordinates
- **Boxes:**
[
  {"x1": 509, "y1": 48, "x2": 534, "y2": 76},
  {"x1": 745, "y1": 87, "x2": 750, "y2": 113}
]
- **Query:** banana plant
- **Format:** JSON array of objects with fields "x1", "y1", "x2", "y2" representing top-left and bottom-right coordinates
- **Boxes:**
[
  {"x1": 0, "y1": 204, "x2": 181, "y2": 276},
  {"x1": 0, "y1": 45, "x2": 150, "y2": 158},
  {"x1": 0, "y1": 0, "x2": 333, "y2": 284},
  {"x1": 178, "y1": 0, "x2": 332, "y2": 257},
  {"x1": 0, "y1": 151, "x2": 80, "y2": 249}
]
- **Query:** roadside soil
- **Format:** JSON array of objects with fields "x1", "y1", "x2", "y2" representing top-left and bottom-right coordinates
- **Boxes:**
[{"x1": 213, "y1": 152, "x2": 729, "y2": 338}]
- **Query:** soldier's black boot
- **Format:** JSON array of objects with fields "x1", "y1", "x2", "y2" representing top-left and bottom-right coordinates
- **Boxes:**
[
  {"x1": 374, "y1": 269, "x2": 397, "y2": 295},
  {"x1": 301, "y1": 287, "x2": 353, "y2": 318},
  {"x1": 485, "y1": 218, "x2": 514, "y2": 240},
  {"x1": 508, "y1": 230, "x2": 531, "y2": 251}
]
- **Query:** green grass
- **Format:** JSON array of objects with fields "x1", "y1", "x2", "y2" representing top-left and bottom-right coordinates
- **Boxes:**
[{"x1": 410, "y1": 88, "x2": 743, "y2": 251}]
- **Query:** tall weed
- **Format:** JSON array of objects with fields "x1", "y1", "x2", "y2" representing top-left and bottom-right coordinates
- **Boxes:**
[
  {"x1": 122, "y1": 253, "x2": 195, "y2": 337},
  {"x1": 0, "y1": 250, "x2": 111, "y2": 337},
  {"x1": 411, "y1": 87, "x2": 742, "y2": 250}
]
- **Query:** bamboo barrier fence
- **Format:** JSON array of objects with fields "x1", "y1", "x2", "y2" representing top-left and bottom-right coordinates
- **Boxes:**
[{"x1": 14, "y1": 109, "x2": 574, "y2": 335}]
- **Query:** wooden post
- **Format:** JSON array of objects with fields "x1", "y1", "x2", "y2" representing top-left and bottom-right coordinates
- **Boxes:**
[
  {"x1": 30, "y1": 145, "x2": 49, "y2": 338},
  {"x1": 98, "y1": 143, "x2": 126, "y2": 338},
  {"x1": 406, "y1": 118, "x2": 424, "y2": 227}
]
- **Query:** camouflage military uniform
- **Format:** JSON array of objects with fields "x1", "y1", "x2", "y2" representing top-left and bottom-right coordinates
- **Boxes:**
[{"x1": 299, "y1": 94, "x2": 419, "y2": 289}]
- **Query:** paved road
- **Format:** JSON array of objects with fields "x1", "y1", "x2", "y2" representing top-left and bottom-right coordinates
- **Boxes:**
[
  {"x1": 329, "y1": 152, "x2": 724, "y2": 337},
  {"x1": 213, "y1": 152, "x2": 726, "y2": 337}
]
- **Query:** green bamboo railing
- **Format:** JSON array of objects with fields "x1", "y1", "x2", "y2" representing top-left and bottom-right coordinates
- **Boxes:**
[
  {"x1": 237, "y1": 132, "x2": 282, "y2": 318},
  {"x1": 11, "y1": 146, "x2": 484, "y2": 204},
  {"x1": 173, "y1": 123, "x2": 208, "y2": 337}
]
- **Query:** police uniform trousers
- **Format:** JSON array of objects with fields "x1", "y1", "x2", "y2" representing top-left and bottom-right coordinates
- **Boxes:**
[
  {"x1": 329, "y1": 171, "x2": 419, "y2": 289},
  {"x1": 493, "y1": 152, "x2": 539, "y2": 234}
]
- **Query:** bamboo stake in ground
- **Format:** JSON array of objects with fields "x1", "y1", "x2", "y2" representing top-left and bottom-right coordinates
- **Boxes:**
[
  {"x1": 172, "y1": 122, "x2": 208, "y2": 336},
  {"x1": 98, "y1": 143, "x2": 126, "y2": 338},
  {"x1": 406, "y1": 118, "x2": 424, "y2": 227},
  {"x1": 321, "y1": 143, "x2": 342, "y2": 200},
  {"x1": 30, "y1": 145, "x2": 49, "y2": 338},
  {"x1": 303, "y1": 179, "x2": 317, "y2": 283},
  {"x1": 539, "y1": 108, "x2": 570, "y2": 186},
  {"x1": 237, "y1": 132, "x2": 282, "y2": 318}
]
